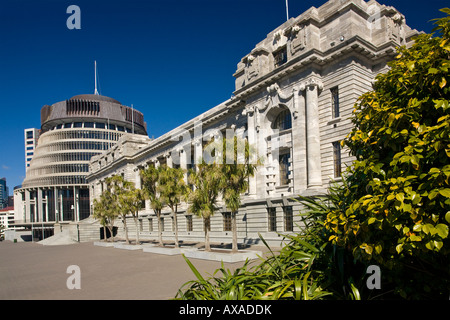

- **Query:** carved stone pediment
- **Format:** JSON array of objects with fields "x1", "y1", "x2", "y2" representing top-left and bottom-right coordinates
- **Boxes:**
[
  {"x1": 290, "y1": 24, "x2": 306, "y2": 55},
  {"x1": 264, "y1": 84, "x2": 293, "y2": 111}
]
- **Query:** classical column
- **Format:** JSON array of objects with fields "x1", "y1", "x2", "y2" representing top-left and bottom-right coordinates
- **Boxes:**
[
  {"x1": 54, "y1": 186, "x2": 59, "y2": 222},
  {"x1": 37, "y1": 187, "x2": 42, "y2": 222},
  {"x1": 60, "y1": 189, "x2": 64, "y2": 222},
  {"x1": 179, "y1": 149, "x2": 188, "y2": 183},
  {"x1": 166, "y1": 152, "x2": 173, "y2": 168},
  {"x1": 25, "y1": 189, "x2": 30, "y2": 222},
  {"x1": 290, "y1": 87, "x2": 307, "y2": 193},
  {"x1": 194, "y1": 138, "x2": 203, "y2": 168},
  {"x1": 243, "y1": 105, "x2": 257, "y2": 196},
  {"x1": 302, "y1": 77, "x2": 323, "y2": 188},
  {"x1": 74, "y1": 186, "x2": 80, "y2": 222},
  {"x1": 135, "y1": 167, "x2": 142, "y2": 189}
]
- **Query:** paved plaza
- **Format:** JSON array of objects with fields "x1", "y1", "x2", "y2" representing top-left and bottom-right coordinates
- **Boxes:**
[{"x1": 0, "y1": 241, "x2": 265, "y2": 300}]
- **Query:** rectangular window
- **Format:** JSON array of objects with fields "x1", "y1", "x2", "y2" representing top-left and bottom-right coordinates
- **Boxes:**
[
  {"x1": 160, "y1": 217, "x2": 164, "y2": 232},
  {"x1": 268, "y1": 207, "x2": 277, "y2": 232},
  {"x1": 333, "y1": 141, "x2": 342, "y2": 178},
  {"x1": 186, "y1": 215, "x2": 193, "y2": 232},
  {"x1": 64, "y1": 123, "x2": 72, "y2": 129},
  {"x1": 74, "y1": 122, "x2": 83, "y2": 128},
  {"x1": 279, "y1": 152, "x2": 290, "y2": 186},
  {"x1": 331, "y1": 86, "x2": 340, "y2": 118},
  {"x1": 223, "y1": 212, "x2": 232, "y2": 232},
  {"x1": 274, "y1": 47, "x2": 287, "y2": 68},
  {"x1": 284, "y1": 206, "x2": 293, "y2": 232},
  {"x1": 26, "y1": 131, "x2": 34, "y2": 139},
  {"x1": 95, "y1": 122, "x2": 105, "y2": 129},
  {"x1": 84, "y1": 122, "x2": 94, "y2": 128},
  {"x1": 148, "y1": 218, "x2": 153, "y2": 232}
]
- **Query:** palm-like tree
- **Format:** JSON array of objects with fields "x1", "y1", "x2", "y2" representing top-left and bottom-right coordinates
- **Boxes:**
[
  {"x1": 140, "y1": 165, "x2": 165, "y2": 246},
  {"x1": 159, "y1": 165, "x2": 190, "y2": 248},
  {"x1": 108, "y1": 175, "x2": 142, "y2": 244},
  {"x1": 187, "y1": 162, "x2": 223, "y2": 252},
  {"x1": 219, "y1": 137, "x2": 258, "y2": 252},
  {"x1": 93, "y1": 189, "x2": 117, "y2": 242}
]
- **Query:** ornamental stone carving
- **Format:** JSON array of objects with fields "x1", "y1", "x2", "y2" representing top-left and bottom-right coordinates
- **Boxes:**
[{"x1": 290, "y1": 24, "x2": 306, "y2": 55}]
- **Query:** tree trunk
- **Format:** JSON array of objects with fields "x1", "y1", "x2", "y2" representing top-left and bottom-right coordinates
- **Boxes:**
[
  {"x1": 204, "y1": 217, "x2": 211, "y2": 252},
  {"x1": 134, "y1": 215, "x2": 140, "y2": 245},
  {"x1": 157, "y1": 211, "x2": 163, "y2": 246},
  {"x1": 172, "y1": 209, "x2": 179, "y2": 248},
  {"x1": 103, "y1": 224, "x2": 107, "y2": 242},
  {"x1": 123, "y1": 217, "x2": 130, "y2": 244},
  {"x1": 107, "y1": 224, "x2": 115, "y2": 242},
  {"x1": 232, "y1": 211, "x2": 238, "y2": 253}
]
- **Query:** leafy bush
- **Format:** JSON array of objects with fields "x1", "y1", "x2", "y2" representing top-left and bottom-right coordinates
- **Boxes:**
[
  {"x1": 176, "y1": 181, "x2": 367, "y2": 300},
  {"x1": 176, "y1": 10, "x2": 450, "y2": 300},
  {"x1": 325, "y1": 10, "x2": 450, "y2": 299}
]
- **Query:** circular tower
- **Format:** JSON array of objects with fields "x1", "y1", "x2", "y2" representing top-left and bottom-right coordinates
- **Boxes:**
[{"x1": 16, "y1": 93, "x2": 147, "y2": 224}]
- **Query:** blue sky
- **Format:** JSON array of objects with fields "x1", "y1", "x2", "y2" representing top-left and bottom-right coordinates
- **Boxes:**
[{"x1": 0, "y1": 0, "x2": 447, "y2": 194}]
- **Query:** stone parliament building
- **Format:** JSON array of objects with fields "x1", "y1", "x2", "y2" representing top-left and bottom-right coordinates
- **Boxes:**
[{"x1": 15, "y1": 0, "x2": 419, "y2": 246}]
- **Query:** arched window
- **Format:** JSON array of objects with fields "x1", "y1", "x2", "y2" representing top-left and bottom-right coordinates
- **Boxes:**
[{"x1": 273, "y1": 109, "x2": 292, "y2": 131}]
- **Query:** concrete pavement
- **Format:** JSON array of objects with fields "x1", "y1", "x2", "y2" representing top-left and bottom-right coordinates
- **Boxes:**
[{"x1": 0, "y1": 241, "x2": 265, "y2": 300}]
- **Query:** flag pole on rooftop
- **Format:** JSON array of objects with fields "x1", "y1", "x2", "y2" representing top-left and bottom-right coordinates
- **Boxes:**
[{"x1": 286, "y1": 0, "x2": 289, "y2": 21}]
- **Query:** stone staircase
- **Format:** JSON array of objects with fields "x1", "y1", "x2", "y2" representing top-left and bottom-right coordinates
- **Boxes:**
[{"x1": 52, "y1": 216, "x2": 102, "y2": 243}]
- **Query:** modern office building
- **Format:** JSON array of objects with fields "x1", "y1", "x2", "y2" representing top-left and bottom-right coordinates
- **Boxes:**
[
  {"x1": 85, "y1": 0, "x2": 420, "y2": 246},
  {"x1": 24, "y1": 128, "x2": 40, "y2": 171},
  {"x1": 0, "y1": 207, "x2": 15, "y2": 231},
  {"x1": 0, "y1": 178, "x2": 8, "y2": 209},
  {"x1": 13, "y1": 92, "x2": 148, "y2": 238}
]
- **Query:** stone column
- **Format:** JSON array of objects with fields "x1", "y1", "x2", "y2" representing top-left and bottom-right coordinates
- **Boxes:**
[
  {"x1": 135, "y1": 167, "x2": 142, "y2": 189},
  {"x1": 290, "y1": 87, "x2": 307, "y2": 193},
  {"x1": 25, "y1": 189, "x2": 30, "y2": 222},
  {"x1": 60, "y1": 190, "x2": 64, "y2": 222},
  {"x1": 302, "y1": 77, "x2": 323, "y2": 188},
  {"x1": 54, "y1": 186, "x2": 59, "y2": 222},
  {"x1": 179, "y1": 149, "x2": 188, "y2": 183},
  {"x1": 74, "y1": 186, "x2": 80, "y2": 222},
  {"x1": 243, "y1": 105, "x2": 257, "y2": 197},
  {"x1": 194, "y1": 138, "x2": 203, "y2": 168},
  {"x1": 166, "y1": 152, "x2": 173, "y2": 168},
  {"x1": 44, "y1": 189, "x2": 49, "y2": 222},
  {"x1": 37, "y1": 187, "x2": 42, "y2": 222}
]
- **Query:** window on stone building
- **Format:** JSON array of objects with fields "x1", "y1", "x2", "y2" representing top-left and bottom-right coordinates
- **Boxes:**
[
  {"x1": 274, "y1": 47, "x2": 287, "y2": 68},
  {"x1": 331, "y1": 86, "x2": 340, "y2": 118},
  {"x1": 273, "y1": 109, "x2": 292, "y2": 131},
  {"x1": 268, "y1": 207, "x2": 277, "y2": 232},
  {"x1": 279, "y1": 151, "x2": 290, "y2": 186},
  {"x1": 148, "y1": 218, "x2": 153, "y2": 232},
  {"x1": 160, "y1": 217, "x2": 164, "y2": 232},
  {"x1": 223, "y1": 212, "x2": 232, "y2": 232},
  {"x1": 186, "y1": 215, "x2": 193, "y2": 232},
  {"x1": 283, "y1": 206, "x2": 293, "y2": 232},
  {"x1": 333, "y1": 141, "x2": 342, "y2": 178}
]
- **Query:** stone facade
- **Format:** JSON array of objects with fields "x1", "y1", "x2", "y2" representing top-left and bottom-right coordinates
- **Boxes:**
[{"x1": 87, "y1": 0, "x2": 419, "y2": 246}]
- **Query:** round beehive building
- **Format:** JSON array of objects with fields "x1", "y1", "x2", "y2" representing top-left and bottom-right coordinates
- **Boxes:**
[{"x1": 15, "y1": 93, "x2": 147, "y2": 225}]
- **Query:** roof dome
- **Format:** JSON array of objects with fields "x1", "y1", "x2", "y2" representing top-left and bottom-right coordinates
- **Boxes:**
[{"x1": 70, "y1": 94, "x2": 121, "y2": 104}]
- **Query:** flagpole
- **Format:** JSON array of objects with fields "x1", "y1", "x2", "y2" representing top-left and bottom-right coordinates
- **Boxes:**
[{"x1": 286, "y1": 0, "x2": 289, "y2": 21}]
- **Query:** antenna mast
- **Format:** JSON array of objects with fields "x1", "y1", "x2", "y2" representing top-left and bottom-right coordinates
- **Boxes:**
[
  {"x1": 286, "y1": 0, "x2": 289, "y2": 21},
  {"x1": 94, "y1": 60, "x2": 99, "y2": 95}
]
